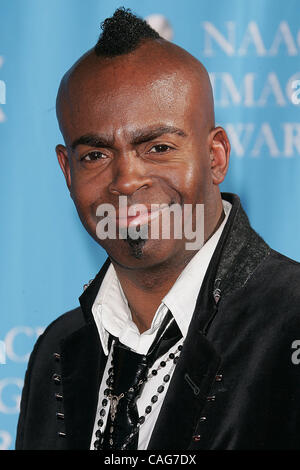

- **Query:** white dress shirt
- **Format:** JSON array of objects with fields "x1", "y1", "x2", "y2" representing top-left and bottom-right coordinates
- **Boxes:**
[{"x1": 90, "y1": 200, "x2": 232, "y2": 450}]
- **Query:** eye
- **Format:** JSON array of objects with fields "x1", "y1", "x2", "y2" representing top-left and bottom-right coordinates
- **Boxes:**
[
  {"x1": 148, "y1": 144, "x2": 173, "y2": 153},
  {"x1": 81, "y1": 151, "x2": 107, "y2": 162}
]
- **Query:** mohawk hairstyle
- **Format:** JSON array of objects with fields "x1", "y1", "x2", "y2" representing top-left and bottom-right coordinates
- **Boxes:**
[{"x1": 94, "y1": 7, "x2": 161, "y2": 57}]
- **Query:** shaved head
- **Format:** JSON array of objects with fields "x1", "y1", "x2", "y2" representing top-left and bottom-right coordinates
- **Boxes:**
[{"x1": 56, "y1": 39, "x2": 215, "y2": 145}]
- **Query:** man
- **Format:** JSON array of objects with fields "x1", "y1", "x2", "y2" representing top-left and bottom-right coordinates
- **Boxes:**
[{"x1": 16, "y1": 8, "x2": 300, "y2": 450}]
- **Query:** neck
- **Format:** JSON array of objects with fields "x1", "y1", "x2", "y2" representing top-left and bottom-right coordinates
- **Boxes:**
[
  {"x1": 112, "y1": 202, "x2": 225, "y2": 333},
  {"x1": 113, "y1": 249, "x2": 198, "y2": 332}
]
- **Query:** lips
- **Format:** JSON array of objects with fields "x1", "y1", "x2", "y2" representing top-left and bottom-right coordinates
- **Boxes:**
[{"x1": 116, "y1": 203, "x2": 170, "y2": 228}]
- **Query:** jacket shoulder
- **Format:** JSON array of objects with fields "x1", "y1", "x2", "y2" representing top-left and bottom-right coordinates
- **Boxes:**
[
  {"x1": 269, "y1": 248, "x2": 300, "y2": 267},
  {"x1": 15, "y1": 306, "x2": 86, "y2": 449},
  {"x1": 40, "y1": 306, "x2": 86, "y2": 346},
  {"x1": 224, "y1": 247, "x2": 300, "y2": 328},
  {"x1": 266, "y1": 248, "x2": 300, "y2": 288},
  {"x1": 27, "y1": 306, "x2": 86, "y2": 360}
]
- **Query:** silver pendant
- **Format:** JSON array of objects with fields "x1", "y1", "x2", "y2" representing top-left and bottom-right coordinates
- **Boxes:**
[{"x1": 108, "y1": 393, "x2": 124, "y2": 422}]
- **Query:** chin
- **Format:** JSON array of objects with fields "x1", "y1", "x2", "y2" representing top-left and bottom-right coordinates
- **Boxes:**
[{"x1": 101, "y1": 237, "x2": 184, "y2": 270}]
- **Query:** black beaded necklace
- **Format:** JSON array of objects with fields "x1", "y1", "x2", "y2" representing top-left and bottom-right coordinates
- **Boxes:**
[{"x1": 93, "y1": 341, "x2": 184, "y2": 450}]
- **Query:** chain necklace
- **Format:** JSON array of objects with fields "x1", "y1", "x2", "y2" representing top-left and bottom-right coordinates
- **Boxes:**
[{"x1": 93, "y1": 341, "x2": 184, "y2": 450}]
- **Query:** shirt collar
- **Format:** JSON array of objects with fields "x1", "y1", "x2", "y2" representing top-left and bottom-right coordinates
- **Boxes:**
[
  {"x1": 92, "y1": 200, "x2": 232, "y2": 355},
  {"x1": 162, "y1": 200, "x2": 232, "y2": 337}
]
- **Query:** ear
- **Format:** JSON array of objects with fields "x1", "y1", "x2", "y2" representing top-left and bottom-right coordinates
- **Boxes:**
[
  {"x1": 208, "y1": 127, "x2": 230, "y2": 185},
  {"x1": 56, "y1": 144, "x2": 72, "y2": 192}
]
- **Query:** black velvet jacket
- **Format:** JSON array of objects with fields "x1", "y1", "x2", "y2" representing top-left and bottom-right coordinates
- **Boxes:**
[{"x1": 16, "y1": 193, "x2": 300, "y2": 450}]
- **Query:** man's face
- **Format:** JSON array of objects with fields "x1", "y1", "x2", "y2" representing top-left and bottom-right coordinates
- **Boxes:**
[{"x1": 56, "y1": 46, "x2": 226, "y2": 270}]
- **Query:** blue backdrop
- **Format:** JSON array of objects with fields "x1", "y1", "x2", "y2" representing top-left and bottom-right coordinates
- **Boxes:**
[{"x1": 1, "y1": 0, "x2": 300, "y2": 449}]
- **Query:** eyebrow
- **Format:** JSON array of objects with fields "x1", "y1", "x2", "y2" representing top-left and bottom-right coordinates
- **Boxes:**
[
  {"x1": 70, "y1": 126, "x2": 187, "y2": 151},
  {"x1": 70, "y1": 134, "x2": 113, "y2": 151}
]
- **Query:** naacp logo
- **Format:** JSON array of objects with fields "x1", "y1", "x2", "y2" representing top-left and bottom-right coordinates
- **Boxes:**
[
  {"x1": 145, "y1": 14, "x2": 173, "y2": 41},
  {"x1": 202, "y1": 21, "x2": 300, "y2": 158}
]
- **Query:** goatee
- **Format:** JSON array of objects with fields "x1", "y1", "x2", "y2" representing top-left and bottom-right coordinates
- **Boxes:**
[{"x1": 119, "y1": 226, "x2": 147, "y2": 259}]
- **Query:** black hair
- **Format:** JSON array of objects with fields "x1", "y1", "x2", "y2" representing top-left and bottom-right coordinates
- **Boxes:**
[{"x1": 94, "y1": 7, "x2": 161, "y2": 57}]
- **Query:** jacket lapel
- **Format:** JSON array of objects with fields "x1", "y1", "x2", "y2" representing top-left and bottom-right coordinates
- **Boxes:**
[
  {"x1": 148, "y1": 244, "x2": 222, "y2": 450},
  {"x1": 148, "y1": 326, "x2": 221, "y2": 450},
  {"x1": 60, "y1": 258, "x2": 111, "y2": 449}
]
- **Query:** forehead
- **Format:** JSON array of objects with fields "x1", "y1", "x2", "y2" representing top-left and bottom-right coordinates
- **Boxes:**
[{"x1": 58, "y1": 47, "x2": 207, "y2": 143}]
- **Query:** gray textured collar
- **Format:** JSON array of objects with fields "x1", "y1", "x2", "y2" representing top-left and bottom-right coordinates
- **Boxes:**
[{"x1": 215, "y1": 193, "x2": 271, "y2": 301}]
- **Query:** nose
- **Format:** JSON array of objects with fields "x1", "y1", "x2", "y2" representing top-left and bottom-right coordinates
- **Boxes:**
[{"x1": 108, "y1": 152, "x2": 152, "y2": 196}]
